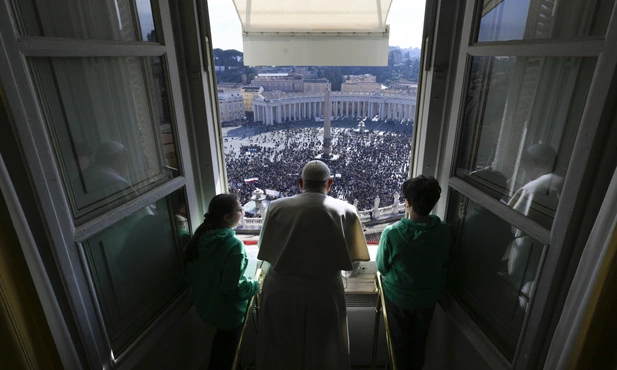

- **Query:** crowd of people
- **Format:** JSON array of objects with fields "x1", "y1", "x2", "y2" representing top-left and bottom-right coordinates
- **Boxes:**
[{"x1": 225, "y1": 123, "x2": 413, "y2": 211}]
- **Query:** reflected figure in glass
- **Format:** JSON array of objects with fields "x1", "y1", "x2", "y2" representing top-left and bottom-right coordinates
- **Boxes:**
[
  {"x1": 82, "y1": 140, "x2": 134, "y2": 204},
  {"x1": 503, "y1": 143, "x2": 562, "y2": 310},
  {"x1": 507, "y1": 143, "x2": 563, "y2": 229}
]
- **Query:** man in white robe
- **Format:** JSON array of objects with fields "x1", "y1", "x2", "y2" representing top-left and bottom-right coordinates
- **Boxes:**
[
  {"x1": 504, "y1": 144, "x2": 562, "y2": 310},
  {"x1": 256, "y1": 160, "x2": 370, "y2": 370}
]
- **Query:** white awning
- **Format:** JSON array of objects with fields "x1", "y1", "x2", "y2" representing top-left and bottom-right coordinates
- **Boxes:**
[{"x1": 232, "y1": 0, "x2": 393, "y2": 66}]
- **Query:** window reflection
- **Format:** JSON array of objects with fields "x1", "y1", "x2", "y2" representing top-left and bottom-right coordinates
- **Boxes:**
[
  {"x1": 30, "y1": 56, "x2": 179, "y2": 223},
  {"x1": 83, "y1": 190, "x2": 189, "y2": 354},
  {"x1": 447, "y1": 190, "x2": 545, "y2": 360},
  {"x1": 13, "y1": 0, "x2": 157, "y2": 41},
  {"x1": 477, "y1": 0, "x2": 613, "y2": 42},
  {"x1": 456, "y1": 56, "x2": 596, "y2": 228}
]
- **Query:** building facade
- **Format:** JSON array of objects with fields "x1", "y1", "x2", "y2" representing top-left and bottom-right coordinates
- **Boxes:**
[
  {"x1": 341, "y1": 74, "x2": 383, "y2": 93},
  {"x1": 240, "y1": 85, "x2": 263, "y2": 114},
  {"x1": 253, "y1": 91, "x2": 415, "y2": 124},
  {"x1": 217, "y1": 89, "x2": 244, "y2": 123},
  {"x1": 389, "y1": 79, "x2": 417, "y2": 92},
  {"x1": 303, "y1": 78, "x2": 331, "y2": 93},
  {"x1": 250, "y1": 73, "x2": 304, "y2": 92}
]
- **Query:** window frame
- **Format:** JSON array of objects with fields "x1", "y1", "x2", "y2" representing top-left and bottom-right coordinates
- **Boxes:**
[
  {"x1": 431, "y1": 0, "x2": 617, "y2": 368},
  {"x1": 0, "y1": 0, "x2": 216, "y2": 367}
]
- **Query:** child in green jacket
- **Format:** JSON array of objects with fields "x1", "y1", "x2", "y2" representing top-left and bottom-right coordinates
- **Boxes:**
[
  {"x1": 185, "y1": 194, "x2": 259, "y2": 370},
  {"x1": 376, "y1": 176, "x2": 451, "y2": 369}
]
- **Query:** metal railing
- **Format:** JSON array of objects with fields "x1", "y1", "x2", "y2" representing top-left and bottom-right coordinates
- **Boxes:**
[
  {"x1": 372, "y1": 271, "x2": 397, "y2": 370},
  {"x1": 232, "y1": 268, "x2": 262, "y2": 370},
  {"x1": 230, "y1": 269, "x2": 396, "y2": 369}
]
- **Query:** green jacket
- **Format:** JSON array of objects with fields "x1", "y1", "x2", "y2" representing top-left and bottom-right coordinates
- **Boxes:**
[
  {"x1": 376, "y1": 216, "x2": 451, "y2": 310},
  {"x1": 187, "y1": 228, "x2": 259, "y2": 330}
]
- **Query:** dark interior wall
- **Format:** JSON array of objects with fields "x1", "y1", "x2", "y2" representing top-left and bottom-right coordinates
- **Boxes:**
[
  {"x1": 0, "y1": 89, "x2": 63, "y2": 368},
  {"x1": 425, "y1": 304, "x2": 496, "y2": 370},
  {"x1": 577, "y1": 237, "x2": 617, "y2": 369}
]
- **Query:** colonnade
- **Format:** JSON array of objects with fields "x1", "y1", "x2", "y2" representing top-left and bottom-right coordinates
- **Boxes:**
[{"x1": 253, "y1": 92, "x2": 416, "y2": 125}]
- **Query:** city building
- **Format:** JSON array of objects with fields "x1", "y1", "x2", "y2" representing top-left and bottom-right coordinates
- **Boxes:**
[
  {"x1": 1, "y1": 1, "x2": 616, "y2": 369},
  {"x1": 389, "y1": 79, "x2": 417, "y2": 92},
  {"x1": 341, "y1": 74, "x2": 384, "y2": 93},
  {"x1": 303, "y1": 78, "x2": 331, "y2": 93},
  {"x1": 240, "y1": 85, "x2": 263, "y2": 115},
  {"x1": 217, "y1": 89, "x2": 244, "y2": 123},
  {"x1": 250, "y1": 73, "x2": 304, "y2": 92}
]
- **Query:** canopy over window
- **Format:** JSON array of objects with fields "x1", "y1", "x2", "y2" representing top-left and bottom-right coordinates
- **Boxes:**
[{"x1": 232, "y1": 0, "x2": 392, "y2": 66}]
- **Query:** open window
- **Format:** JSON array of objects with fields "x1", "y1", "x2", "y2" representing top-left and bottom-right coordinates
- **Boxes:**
[
  {"x1": 2, "y1": 0, "x2": 204, "y2": 365},
  {"x1": 437, "y1": 0, "x2": 616, "y2": 366}
]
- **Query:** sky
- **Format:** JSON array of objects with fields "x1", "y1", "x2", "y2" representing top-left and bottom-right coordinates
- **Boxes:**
[{"x1": 207, "y1": 0, "x2": 426, "y2": 51}]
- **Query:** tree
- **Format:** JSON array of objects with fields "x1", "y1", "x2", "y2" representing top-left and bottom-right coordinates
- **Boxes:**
[
  {"x1": 316, "y1": 67, "x2": 344, "y2": 90},
  {"x1": 388, "y1": 51, "x2": 396, "y2": 67},
  {"x1": 408, "y1": 58, "x2": 420, "y2": 82}
]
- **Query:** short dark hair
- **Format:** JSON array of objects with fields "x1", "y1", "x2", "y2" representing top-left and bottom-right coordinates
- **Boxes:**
[{"x1": 401, "y1": 175, "x2": 441, "y2": 216}]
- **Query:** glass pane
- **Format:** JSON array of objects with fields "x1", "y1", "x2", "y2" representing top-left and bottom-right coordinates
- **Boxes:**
[
  {"x1": 446, "y1": 190, "x2": 545, "y2": 360},
  {"x1": 476, "y1": 0, "x2": 614, "y2": 42},
  {"x1": 30, "y1": 56, "x2": 180, "y2": 224},
  {"x1": 12, "y1": 0, "x2": 156, "y2": 41},
  {"x1": 83, "y1": 190, "x2": 190, "y2": 354},
  {"x1": 456, "y1": 56, "x2": 596, "y2": 229}
]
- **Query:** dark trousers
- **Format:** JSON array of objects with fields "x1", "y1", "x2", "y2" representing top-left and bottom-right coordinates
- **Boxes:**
[
  {"x1": 385, "y1": 298, "x2": 435, "y2": 370},
  {"x1": 208, "y1": 324, "x2": 243, "y2": 370}
]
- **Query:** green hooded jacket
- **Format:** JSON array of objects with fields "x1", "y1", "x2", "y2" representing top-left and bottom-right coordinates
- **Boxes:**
[
  {"x1": 376, "y1": 215, "x2": 451, "y2": 310},
  {"x1": 187, "y1": 228, "x2": 259, "y2": 330}
]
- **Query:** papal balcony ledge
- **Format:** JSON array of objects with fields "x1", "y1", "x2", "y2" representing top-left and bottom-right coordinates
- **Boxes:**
[{"x1": 237, "y1": 191, "x2": 406, "y2": 232}]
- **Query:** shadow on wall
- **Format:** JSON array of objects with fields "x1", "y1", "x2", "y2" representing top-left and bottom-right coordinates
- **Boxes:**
[
  {"x1": 132, "y1": 306, "x2": 214, "y2": 370},
  {"x1": 424, "y1": 304, "x2": 494, "y2": 370}
]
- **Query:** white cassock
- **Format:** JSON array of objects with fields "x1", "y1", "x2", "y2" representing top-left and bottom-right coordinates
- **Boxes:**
[{"x1": 256, "y1": 191, "x2": 369, "y2": 370}]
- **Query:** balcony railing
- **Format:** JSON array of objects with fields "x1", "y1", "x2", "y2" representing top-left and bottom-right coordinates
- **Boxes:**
[{"x1": 239, "y1": 201, "x2": 406, "y2": 230}]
